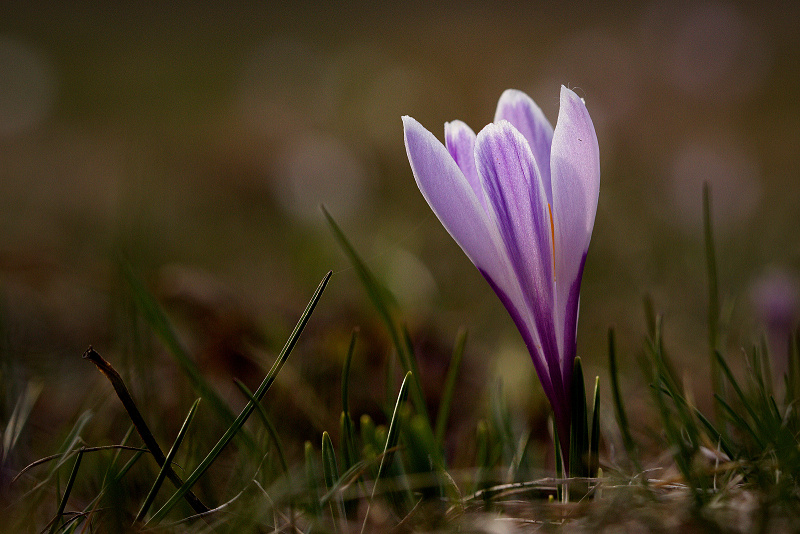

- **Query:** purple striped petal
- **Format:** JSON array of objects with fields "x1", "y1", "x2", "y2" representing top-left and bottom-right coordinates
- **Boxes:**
[
  {"x1": 444, "y1": 121, "x2": 485, "y2": 210},
  {"x1": 494, "y1": 89, "x2": 555, "y2": 205},
  {"x1": 475, "y1": 120, "x2": 564, "y2": 405},
  {"x1": 550, "y1": 87, "x2": 600, "y2": 380},
  {"x1": 403, "y1": 116, "x2": 512, "y2": 294}
]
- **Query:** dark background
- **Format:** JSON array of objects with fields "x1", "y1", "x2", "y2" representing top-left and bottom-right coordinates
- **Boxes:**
[{"x1": 2, "y1": 0, "x2": 799, "y2": 463}]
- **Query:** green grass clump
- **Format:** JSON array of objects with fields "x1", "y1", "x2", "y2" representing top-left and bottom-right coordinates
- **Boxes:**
[{"x1": 3, "y1": 190, "x2": 800, "y2": 532}]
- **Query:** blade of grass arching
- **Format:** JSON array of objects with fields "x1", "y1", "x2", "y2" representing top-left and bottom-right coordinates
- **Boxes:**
[
  {"x1": 115, "y1": 450, "x2": 145, "y2": 482},
  {"x1": 703, "y1": 183, "x2": 724, "y2": 418},
  {"x1": 569, "y1": 357, "x2": 589, "y2": 478},
  {"x1": 121, "y1": 264, "x2": 243, "y2": 434},
  {"x1": 319, "y1": 458, "x2": 372, "y2": 506},
  {"x1": 341, "y1": 329, "x2": 358, "y2": 470},
  {"x1": 16, "y1": 411, "x2": 92, "y2": 503},
  {"x1": 147, "y1": 271, "x2": 331, "y2": 525},
  {"x1": 653, "y1": 382, "x2": 736, "y2": 460},
  {"x1": 692, "y1": 405, "x2": 736, "y2": 460},
  {"x1": 435, "y1": 328, "x2": 467, "y2": 448},
  {"x1": 361, "y1": 372, "x2": 411, "y2": 534},
  {"x1": 714, "y1": 393, "x2": 764, "y2": 449},
  {"x1": 48, "y1": 447, "x2": 84, "y2": 534},
  {"x1": 135, "y1": 398, "x2": 200, "y2": 523},
  {"x1": 714, "y1": 350, "x2": 762, "y2": 431},
  {"x1": 323, "y1": 206, "x2": 430, "y2": 430},
  {"x1": 322, "y1": 206, "x2": 399, "y2": 349},
  {"x1": 233, "y1": 379, "x2": 289, "y2": 475},
  {"x1": 608, "y1": 328, "x2": 640, "y2": 471},
  {"x1": 376, "y1": 372, "x2": 411, "y2": 483},
  {"x1": 589, "y1": 377, "x2": 600, "y2": 479},
  {"x1": 234, "y1": 377, "x2": 295, "y2": 530},
  {"x1": 322, "y1": 431, "x2": 345, "y2": 527},
  {"x1": 105, "y1": 425, "x2": 135, "y2": 479},
  {"x1": 83, "y1": 348, "x2": 209, "y2": 516}
]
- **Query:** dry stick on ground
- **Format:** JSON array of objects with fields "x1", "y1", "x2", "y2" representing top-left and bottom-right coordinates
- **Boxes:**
[{"x1": 83, "y1": 347, "x2": 210, "y2": 517}]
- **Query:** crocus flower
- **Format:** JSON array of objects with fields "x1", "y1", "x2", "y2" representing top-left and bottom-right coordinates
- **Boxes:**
[{"x1": 402, "y1": 86, "x2": 600, "y2": 458}]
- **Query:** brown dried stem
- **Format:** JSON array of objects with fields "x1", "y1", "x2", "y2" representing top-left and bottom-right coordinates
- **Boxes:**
[{"x1": 83, "y1": 347, "x2": 209, "y2": 516}]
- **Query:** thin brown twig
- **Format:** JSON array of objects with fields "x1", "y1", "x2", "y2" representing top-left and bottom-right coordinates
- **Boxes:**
[{"x1": 82, "y1": 347, "x2": 210, "y2": 516}]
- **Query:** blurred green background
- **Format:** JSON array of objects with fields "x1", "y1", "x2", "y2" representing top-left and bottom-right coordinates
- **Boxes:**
[{"x1": 2, "y1": 0, "x2": 799, "y2": 468}]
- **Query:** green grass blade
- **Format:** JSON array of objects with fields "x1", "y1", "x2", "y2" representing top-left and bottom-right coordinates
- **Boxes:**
[
  {"x1": 83, "y1": 348, "x2": 209, "y2": 515},
  {"x1": 714, "y1": 350, "x2": 762, "y2": 431},
  {"x1": 18, "y1": 411, "x2": 93, "y2": 503},
  {"x1": 649, "y1": 317, "x2": 701, "y2": 443},
  {"x1": 121, "y1": 263, "x2": 242, "y2": 434},
  {"x1": 147, "y1": 271, "x2": 331, "y2": 525},
  {"x1": 361, "y1": 372, "x2": 411, "y2": 534},
  {"x1": 322, "y1": 431, "x2": 345, "y2": 526},
  {"x1": 553, "y1": 419, "x2": 564, "y2": 503},
  {"x1": 340, "y1": 412, "x2": 357, "y2": 474},
  {"x1": 435, "y1": 328, "x2": 467, "y2": 448},
  {"x1": 233, "y1": 379, "x2": 289, "y2": 474},
  {"x1": 322, "y1": 206, "x2": 431, "y2": 432},
  {"x1": 48, "y1": 447, "x2": 84, "y2": 534},
  {"x1": 474, "y1": 420, "x2": 491, "y2": 496},
  {"x1": 401, "y1": 325, "x2": 432, "y2": 430},
  {"x1": 647, "y1": 316, "x2": 708, "y2": 500},
  {"x1": 589, "y1": 376, "x2": 600, "y2": 479},
  {"x1": 341, "y1": 329, "x2": 358, "y2": 470},
  {"x1": 115, "y1": 450, "x2": 145, "y2": 482},
  {"x1": 305, "y1": 441, "x2": 322, "y2": 518},
  {"x1": 714, "y1": 393, "x2": 764, "y2": 449},
  {"x1": 608, "y1": 328, "x2": 640, "y2": 471},
  {"x1": 376, "y1": 371, "x2": 411, "y2": 483},
  {"x1": 490, "y1": 380, "x2": 517, "y2": 469},
  {"x1": 321, "y1": 432, "x2": 340, "y2": 489},
  {"x1": 342, "y1": 328, "x2": 357, "y2": 419},
  {"x1": 135, "y1": 398, "x2": 201, "y2": 523},
  {"x1": 651, "y1": 361, "x2": 693, "y2": 489},
  {"x1": 569, "y1": 357, "x2": 588, "y2": 478}
]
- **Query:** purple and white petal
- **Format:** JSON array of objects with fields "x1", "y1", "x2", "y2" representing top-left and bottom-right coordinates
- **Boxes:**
[
  {"x1": 444, "y1": 120, "x2": 485, "y2": 210},
  {"x1": 403, "y1": 116, "x2": 512, "y2": 294},
  {"x1": 550, "y1": 87, "x2": 600, "y2": 378},
  {"x1": 494, "y1": 89, "x2": 555, "y2": 204},
  {"x1": 404, "y1": 86, "x2": 599, "y2": 469},
  {"x1": 474, "y1": 121, "x2": 565, "y2": 399}
]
